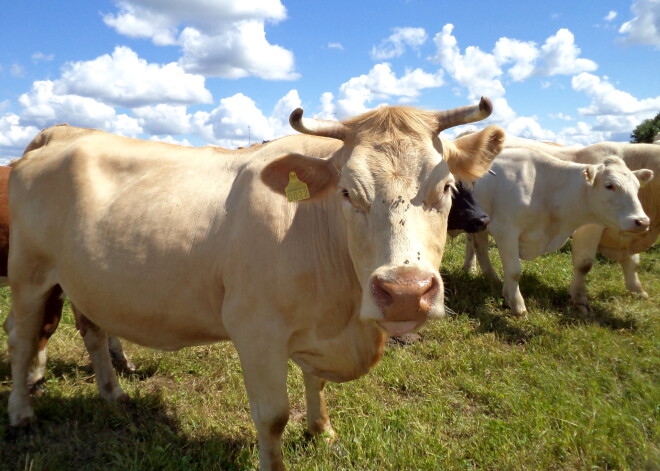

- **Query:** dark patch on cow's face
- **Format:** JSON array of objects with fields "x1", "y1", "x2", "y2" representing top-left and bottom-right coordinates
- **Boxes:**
[{"x1": 447, "y1": 181, "x2": 490, "y2": 233}]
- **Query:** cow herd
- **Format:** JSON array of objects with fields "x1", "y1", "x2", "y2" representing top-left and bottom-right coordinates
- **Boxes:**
[{"x1": 1, "y1": 98, "x2": 657, "y2": 471}]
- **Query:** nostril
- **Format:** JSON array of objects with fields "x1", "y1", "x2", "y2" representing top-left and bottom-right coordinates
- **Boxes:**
[
  {"x1": 371, "y1": 277, "x2": 394, "y2": 310},
  {"x1": 420, "y1": 276, "x2": 440, "y2": 311},
  {"x1": 481, "y1": 215, "x2": 490, "y2": 225},
  {"x1": 635, "y1": 217, "x2": 650, "y2": 227}
]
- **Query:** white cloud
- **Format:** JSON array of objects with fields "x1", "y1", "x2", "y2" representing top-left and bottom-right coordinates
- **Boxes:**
[
  {"x1": 269, "y1": 90, "x2": 302, "y2": 138},
  {"x1": 18, "y1": 80, "x2": 142, "y2": 136},
  {"x1": 493, "y1": 37, "x2": 539, "y2": 82},
  {"x1": 549, "y1": 112, "x2": 574, "y2": 121},
  {"x1": 433, "y1": 25, "x2": 596, "y2": 93},
  {"x1": 506, "y1": 116, "x2": 556, "y2": 140},
  {"x1": 132, "y1": 104, "x2": 193, "y2": 136},
  {"x1": 431, "y1": 24, "x2": 504, "y2": 101},
  {"x1": 535, "y1": 29, "x2": 597, "y2": 76},
  {"x1": 10, "y1": 64, "x2": 26, "y2": 78},
  {"x1": 31, "y1": 52, "x2": 54, "y2": 63},
  {"x1": 604, "y1": 10, "x2": 617, "y2": 22},
  {"x1": 328, "y1": 42, "x2": 344, "y2": 51},
  {"x1": 179, "y1": 21, "x2": 298, "y2": 80},
  {"x1": 571, "y1": 72, "x2": 660, "y2": 115},
  {"x1": 104, "y1": 0, "x2": 297, "y2": 80},
  {"x1": 335, "y1": 63, "x2": 444, "y2": 116},
  {"x1": 618, "y1": 0, "x2": 660, "y2": 48},
  {"x1": 0, "y1": 113, "x2": 40, "y2": 162},
  {"x1": 371, "y1": 27, "x2": 428, "y2": 60},
  {"x1": 55, "y1": 46, "x2": 212, "y2": 108}
]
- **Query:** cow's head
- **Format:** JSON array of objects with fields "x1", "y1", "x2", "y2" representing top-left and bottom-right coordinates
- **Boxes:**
[
  {"x1": 447, "y1": 181, "x2": 490, "y2": 233},
  {"x1": 583, "y1": 157, "x2": 653, "y2": 232},
  {"x1": 261, "y1": 98, "x2": 504, "y2": 336}
]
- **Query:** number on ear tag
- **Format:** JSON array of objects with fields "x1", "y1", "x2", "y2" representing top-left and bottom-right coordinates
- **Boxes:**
[{"x1": 285, "y1": 171, "x2": 310, "y2": 202}]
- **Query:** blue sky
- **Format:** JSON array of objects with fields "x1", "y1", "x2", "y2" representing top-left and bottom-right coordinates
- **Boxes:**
[{"x1": 0, "y1": 0, "x2": 658, "y2": 162}]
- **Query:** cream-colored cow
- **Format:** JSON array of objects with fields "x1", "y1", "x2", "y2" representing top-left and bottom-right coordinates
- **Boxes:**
[
  {"x1": 464, "y1": 146, "x2": 652, "y2": 316},
  {"x1": 6, "y1": 99, "x2": 503, "y2": 471},
  {"x1": 495, "y1": 137, "x2": 660, "y2": 311}
]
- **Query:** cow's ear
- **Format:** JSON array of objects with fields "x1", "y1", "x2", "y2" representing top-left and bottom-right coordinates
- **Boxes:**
[
  {"x1": 583, "y1": 165, "x2": 598, "y2": 185},
  {"x1": 261, "y1": 153, "x2": 338, "y2": 201},
  {"x1": 633, "y1": 169, "x2": 654, "y2": 187},
  {"x1": 444, "y1": 125, "x2": 505, "y2": 182}
]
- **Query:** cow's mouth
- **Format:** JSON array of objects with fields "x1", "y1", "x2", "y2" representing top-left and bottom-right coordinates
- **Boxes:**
[{"x1": 377, "y1": 320, "x2": 425, "y2": 337}]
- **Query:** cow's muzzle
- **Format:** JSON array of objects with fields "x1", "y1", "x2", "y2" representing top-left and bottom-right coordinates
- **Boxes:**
[
  {"x1": 623, "y1": 216, "x2": 650, "y2": 233},
  {"x1": 371, "y1": 267, "x2": 440, "y2": 336}
]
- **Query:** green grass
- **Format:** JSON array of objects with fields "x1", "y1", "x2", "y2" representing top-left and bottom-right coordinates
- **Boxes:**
[{"x1": 1, "y1": 235, "x2": 658, "y2": 470}]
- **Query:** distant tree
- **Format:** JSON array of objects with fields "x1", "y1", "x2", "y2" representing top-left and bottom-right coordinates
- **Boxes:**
[{"x1": 630, "y1": 112, "x2": 660, "y2": 143}]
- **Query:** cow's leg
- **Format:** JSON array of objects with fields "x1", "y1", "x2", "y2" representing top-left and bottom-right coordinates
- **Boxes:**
[
  {"x1": 108, "y1": 335, "x2": 136, "y2": 373},
  {"x1": 462, "y1": 235, "x2": 477, "y2": 273},
  {"x1": 27, "y1": 285, "x2": 64, "y2": 388},
  {"x1": 231, "y1": 328, "x2": 290, "y2": 471},
  {"x1": 7, "y1": 284, "x2": 58, "y2": 426},
  {"x1": 469, "y1": 232, "x2": 499, "y2": 281},
  {"x1": 72, "y1": 305, "x2": 127, "y2": 401},
  {"x1": 569, "y1": 224, "x2": 604, "y2": 313},
  {"x1": 619, "y1": 253, "x2": 648, "y2": 298},
  {"x1": 302, "y1": 371, "x2": 335, "y2": 440},
  {"x1": 495, "y1": 235, "x2": 526, "y2": 316}
]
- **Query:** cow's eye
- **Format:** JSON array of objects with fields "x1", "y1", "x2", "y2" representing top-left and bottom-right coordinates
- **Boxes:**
[
  {"x1": 605, "y1": 183, "x2": 615, "y2": 191},
  {"x1": 444, "y1": 183, "x2": 453, "y2": 194},
  {"x1": 340, "y1": 188, "x2": 351, "y2": 200}
]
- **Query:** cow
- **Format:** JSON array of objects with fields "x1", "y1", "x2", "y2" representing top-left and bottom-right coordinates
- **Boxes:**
[
  {"x1": 462, "y1": 146, "x2": 652, "y2": 316},
  {"x1": 498, "y1": 137, "x2": 660, "y2": 311},
  {"x1": 6, "y1": 99, "x2": 504, "y2": 471},
  {"x1": 447, "y1": 180, "x2": 489, "y2": 233},
  {"x1": 0, "y1": 147, "x2": 490, "y2": 390},
  {"x1": 0, "y1": 165, "x2": 134, "y2": 384},
  {"x1": 564, "y1": 143, "x2": 660, "y2": 311}
]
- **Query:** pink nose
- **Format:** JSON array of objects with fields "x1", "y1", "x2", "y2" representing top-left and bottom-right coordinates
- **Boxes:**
[{"x1": 371, "y1": 267, "x2": 440, "y2": 322}]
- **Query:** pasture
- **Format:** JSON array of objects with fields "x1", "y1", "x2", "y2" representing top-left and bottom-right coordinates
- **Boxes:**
[{"x1": 0, "y1": 235, "x2": 658, "y2": 471}]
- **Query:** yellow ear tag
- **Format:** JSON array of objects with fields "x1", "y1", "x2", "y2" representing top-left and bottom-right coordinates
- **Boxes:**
[{"x1": 285, "y1": 171, "x2": 310, "y2": 202}]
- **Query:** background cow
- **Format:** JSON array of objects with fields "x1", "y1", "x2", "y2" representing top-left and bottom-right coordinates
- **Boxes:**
[
  {"x1": 499, "y1": 138, "x2": 660, "y2": 311},
  {"x1": 463, "y1": 146, "x2": 652, "y2": 316},
  {"x1": 6, "y1": 100, "x2": 503, "y2": 470}
]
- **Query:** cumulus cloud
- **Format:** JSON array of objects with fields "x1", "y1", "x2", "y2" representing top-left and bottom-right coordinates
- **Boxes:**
[
  {"x1": 571, "y1": 72, "x2": 660, "y2": 115},
  {"x1": 335, "y1": 63, "x2": 444, "y2": 116},
  {"x1": 535, "y1": 29, "x2": 597, "y2": 76},
  {"x1": 371, "y1": 27, "x2": 428, "y2": 60},
  {"x1": 179, "y1": 21, "x2": 298, "y2": 80},
  {"x1": 493, "y1": 37, "x2": 538, "y2": 81},
  {"x1": 431, "y1": 24, "x2": 504, "y2": 100},
  {"x1": 618, "y1": 0, "x2": 660, "y2": 48},
  {"x1": 104, "y1": 0, "x2": 297, "y2": 80},
  {"x1": 604, "y1": 10, "x2": 617, "y2": 22},
  {"x1": 55, "y1": 46, "x2": 212, "y2": 108},
  {"x1": 132, "y1": 104, "x2": 193, "y2": 136},
  {"x1": 433, "y1": 24, "x2": 597, "y2": 91},
  {"x1": 0, "y1": 113, "x2": 40, "y2": 162},
  {"x1": 18, "y1": 80, "x2": 142, "y2": 136}
]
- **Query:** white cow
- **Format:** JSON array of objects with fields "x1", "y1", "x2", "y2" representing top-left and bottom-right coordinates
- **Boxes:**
[
  {"x1": 463, "y1": 146, "x2": 652, "y2": 316},
  {"x1": 499, "y1": 137, "x2": 660, "y2": 311},
  {"x1": 6, "y1": 100, "x2": 503, "y2": 471}
]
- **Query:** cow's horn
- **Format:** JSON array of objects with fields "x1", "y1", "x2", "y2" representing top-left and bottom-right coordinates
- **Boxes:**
[
  {"x1": 435, "y1": 97, "x2": 493, "y2": 133},
  {"x1": 289, "y1": 108, "x2": 347, "y2": 140}
]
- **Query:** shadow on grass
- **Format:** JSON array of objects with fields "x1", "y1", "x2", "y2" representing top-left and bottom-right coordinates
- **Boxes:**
[
  {"x1": 0, "y1": 389, "x2": 253, "y2": 471},
  {"x1": 442, "y1": 268, "x2": 638, "y2": 341}
]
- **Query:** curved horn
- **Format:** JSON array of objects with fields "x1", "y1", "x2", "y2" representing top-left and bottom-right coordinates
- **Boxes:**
[
  {"x1": 289, "y1": 108, "x2": 347, "y2": 140},
  {"x1": 435, "y1": 97, "x2": 493, "y2": 133}
]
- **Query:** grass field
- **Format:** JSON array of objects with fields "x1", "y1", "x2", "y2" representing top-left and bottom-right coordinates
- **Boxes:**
[{"x1": 0, "y1": 235, "x2": 658, "y2": 471}]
